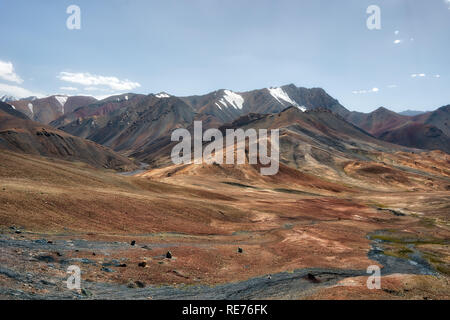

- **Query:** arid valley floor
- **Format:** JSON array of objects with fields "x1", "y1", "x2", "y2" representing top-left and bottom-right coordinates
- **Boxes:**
[{"x1": 1, "y1": 149, "x2": 449, "y2": 299}]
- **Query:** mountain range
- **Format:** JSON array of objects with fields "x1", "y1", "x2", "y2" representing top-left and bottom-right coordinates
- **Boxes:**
[{"x1": 1, "y1": 84, "x2": 448, "y2": 169}]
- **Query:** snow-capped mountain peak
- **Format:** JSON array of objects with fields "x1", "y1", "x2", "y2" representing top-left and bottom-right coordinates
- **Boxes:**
[
  {"x1": 0, "y1": 95, "x2": 18, "y2": 103},
  {"x1": 216, "y1": 90, "x2": 244, "y2": 110},
  {"x1": 268, "y1": 87, "x2": 305, "y2": 111},
  {"x1": 155, "y1": 92, "x2": 171, "y2": 99}
]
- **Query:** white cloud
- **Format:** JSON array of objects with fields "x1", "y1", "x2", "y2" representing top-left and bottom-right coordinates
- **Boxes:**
[
  {"x1": 60, "y1": 86, "x2": 78, "y2": 91},
  {"x1": 387, "y1": 84, "x2": 398, "y2": 88},
  {"x1": 394, "y1": 30, "x2": 400, "y2": 35},
  {"x1": 0, "y1": 60, "x2": 23, "y2": 84},
  {"x1": 394, "y1": 39, "x2": 402, "y2": 44},
  {"x1": 58, "y1": 72, "x2": 141, "y2": 91},
  {"x1": 352, "y1": 87, "x2": 379, "y2": 94},
  {"x1": 411, "y1": 73, "x2": 426, "y2": 78},
  {"x1": 0, "y1": 83, "x2": 43, "y2": 99},
  {"x1": 434, "y1": 74, "x2": 441, "y2": 78}
]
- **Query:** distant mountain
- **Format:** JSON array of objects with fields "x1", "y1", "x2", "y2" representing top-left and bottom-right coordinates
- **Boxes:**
[
  {"x1": 399, "y1": 110, "x2": 426, "y2": 116},
  {"x1": 9, "y1": 95, "x2": 97, "y2": 124},
  {"x1": 345, "y1": 105, "x2": 450, "y2": 153},
  {"x1": 0, "y1": 95, "x2": 18, "y2": 103},
  {"x1": 180, "y1": 84, "x2": 349, "y2": 122},
  {"x1": 0, "y1": 101, "x2": 136, "y2": 171},
  {"x1": 49, "y1": 85, "x2": 352, "y2": 162}
]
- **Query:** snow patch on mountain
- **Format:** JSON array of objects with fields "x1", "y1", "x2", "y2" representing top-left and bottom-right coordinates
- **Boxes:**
[
  {"x1": 27, "y1": 103, "x2": 33, "y2": 114},
  {"x1": 217, "y1": 90, "x2": 244, "y2": 110},
  {"x1": 1, "y1": 95, "x2": 17, "y2": 102},
  {"x1": 54, "y1": 95, "x2": 68, "y2": 114},
  {"x1": 156, "y1": 93, "x2": 170, "y2": 98},
  {"x1": 268, "y1": 87, "x2": 304, "y2": 111}
]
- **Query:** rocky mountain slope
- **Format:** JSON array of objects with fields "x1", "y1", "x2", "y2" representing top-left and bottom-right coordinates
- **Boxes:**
[
  {"x1": 0, "y1": 101, "x2": 137, "y2": 171},
  {"x1": 345, "y1": 105, "x2": 450, "y2": 153},
  {"x1": 9, "y1": 95, "x2": 97, "y2": 124}
]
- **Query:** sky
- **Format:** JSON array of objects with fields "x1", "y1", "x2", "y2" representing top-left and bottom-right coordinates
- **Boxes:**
[{"x1": 0, "y1": 0, "x2": 449, "y2": 112}]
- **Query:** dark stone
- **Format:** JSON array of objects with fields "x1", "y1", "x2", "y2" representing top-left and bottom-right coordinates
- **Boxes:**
[
  {"x1": 101, "y1": 267, "x2": 114, "y2": 273},
  {"x1": 14, "y1": 230, "x2": 21, "y2": 234},
  {"x1": 304, "y1": 273, "x2": 320, "y2": 283},
  {"x1": 81, "y1": 288, "x2": 92, "y2": 297},
  {"x1": 47, "y1": 240, "x2": 53, "y2": 244},
  {"x1": 135, "y1": 281, "x2": 146, "y2": 288},
  {"x1": 36, "y1": 255, "x2": 55, "y2": 263},
  {"x1": 166, "y1": 251, "x2": 172, "y2": 259},
  {"x1": 130, "y1": 240, "x2": 136, "y2": 246},
  {"x1": 138, "y1": 261, "x2": 147, "y2": 268},
  {"x1": 237, "y1": 247, "x2": 243, "y2": 253},
  {"x1": 118, "y1": 264, "x2": 127, "y2": 267}
]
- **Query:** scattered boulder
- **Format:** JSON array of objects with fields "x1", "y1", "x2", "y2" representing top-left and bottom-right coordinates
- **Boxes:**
[
  {"x1": 118, "y1": 263, "x2": 127, "y2": 268},
  {"x1": 135, "y1": 281, "x2": 146, "y2": 288},
  {"x1": 166, "y1": 251, "x2": 173, "y2": 259},
  {"x1": 101, "y1": 267, "x2": 114, "y2": 273},
  {"x1": 138, "y1": 261, "x2": 147, "y2": 268},
  {"x1": 14, "y1": 230, "x2": 22, "y2": 234},
  {"x1": 81, "y1": 288, "x2": 93, "y2": 297},
  {"x1": 237, "y1": 247, "x2": 243, "y2": 253},
  {"x1": 304, "y1": 273, "x2": 320, "y2": 283},
  {"x1": 47, "y1": 240, "x2": 53, "y2": 244},
  {"x1": 36, "y1": 255, "x2": 55, "y2": 263},
  {"x1": 130, "y1": 240, "x2": 136, "y2": 246}
]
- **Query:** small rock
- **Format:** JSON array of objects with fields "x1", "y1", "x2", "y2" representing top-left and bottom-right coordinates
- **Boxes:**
[
  {"x1": 135, "y1": 281, "x2": 146, "y2": 288},
  {"x1": 237, "y1": 247, "x2": 243, "y2": 253},
  {"x1": 305, "y1": 273, "x2": 320, "y2": 283},
  {"x1": 55, "y1": 252, "x2": 63, "y2": 257},
  {"x1": 101, "y1": 267, "x2": 114, "y2": 273},
  {"x1": 130, "y1": 240, "x2": 136, "y2": 246},
  {"x1": 81, "y1": 288, "x2": 93, "y2": 297},
  {"x1": 166, "y1": 251, "x2": 173, "y2": 259},
  {"x1": 47, "y1": 240, "x2": 53, "y2": 244},
  {"x1": 92, "y1": 252, "x2": 96, "y2": 256},
  {"x1": 15, "y1": 230, "x2": 22, "y2": 234},
  {"x1": 138, "y1": 261, "x2": 147, "y2": 268},
  {"x1": 118, "y1": 263, "x2": 127, "y2": 267}
]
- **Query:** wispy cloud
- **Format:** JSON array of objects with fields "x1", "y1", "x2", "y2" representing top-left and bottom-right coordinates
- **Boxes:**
[
  {"x1": 387, "y1": 84, "x2": 398, "y2": 88},
  {"x1": 394, "y1": 39, "x2": 402, "y2": 44},
  {"x1": 0, "y1": 83, "x2": 43, "y2": 99},
  {"x1": 352, "y1": 87, "x2": 379, "y2": 94},
  {"x1": 0, "y1": 60, "x2": 23, "y2": 84},
  {"x1": 58, "y1": 72, "x2": 141, "y2": 91},
  {"x1": 411, "y1": 73, "x2": 426, "y2": 78},
  {"x1": 60, "y1": 86, "x2": 78, "y2": 91}
]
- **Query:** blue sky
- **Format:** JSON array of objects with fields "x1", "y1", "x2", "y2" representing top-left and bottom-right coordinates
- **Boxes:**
[{"x1": 0, "y1": 0, "x2": 449, "y2": 112}]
